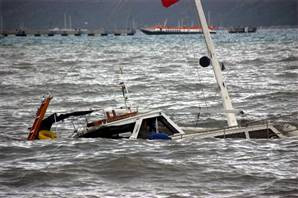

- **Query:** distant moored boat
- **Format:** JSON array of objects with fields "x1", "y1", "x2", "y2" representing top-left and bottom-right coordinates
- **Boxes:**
[
  {"x1": 228, "y1": 27, "x2": 257, "y2": 33},
  {"x1": 48, "y1": 32, "x2": 55, "y2": 36},
  {"x1": 15, "y1": 30, "x2": 27, "y2": 37},
  {"x1": 127, "y1": 29, "x2": 136, "y2": 36},
  {"x1": 61, "y1": 31, "x2": 68, "y2": 36}
]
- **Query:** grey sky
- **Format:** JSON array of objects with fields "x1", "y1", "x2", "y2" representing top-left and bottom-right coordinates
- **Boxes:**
[{"x1": 1, "y1": 0, "x2": 297, "y2": 30}]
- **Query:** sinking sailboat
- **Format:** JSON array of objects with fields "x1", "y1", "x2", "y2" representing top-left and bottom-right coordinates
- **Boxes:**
[{"x1": 26, "y1": 0, "x2": 298, "y2": 140}]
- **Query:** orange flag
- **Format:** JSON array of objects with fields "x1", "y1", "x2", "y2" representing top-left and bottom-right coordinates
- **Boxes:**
[{"x1": 161, "y1": 0, "x2": 180, "y2": 8}]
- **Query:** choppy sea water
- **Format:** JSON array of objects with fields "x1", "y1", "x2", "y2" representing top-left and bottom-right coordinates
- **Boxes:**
[{"x1": 0, "y1": 29, "x2": 298, "y2": 197}]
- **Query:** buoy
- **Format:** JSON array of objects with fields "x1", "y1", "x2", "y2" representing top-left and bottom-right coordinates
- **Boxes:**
[{"x1": 199, "y1": 56, "x2": 210, "y2": 67}]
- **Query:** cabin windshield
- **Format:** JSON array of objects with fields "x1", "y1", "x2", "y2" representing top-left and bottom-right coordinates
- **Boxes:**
[{"x1": 137, "y1": 116, "x2": 179, "y2": 139}]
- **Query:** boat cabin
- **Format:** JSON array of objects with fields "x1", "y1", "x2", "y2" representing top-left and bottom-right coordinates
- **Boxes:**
[{"x1": 73, "y1": 111, "x2": 185, "y2": 140}]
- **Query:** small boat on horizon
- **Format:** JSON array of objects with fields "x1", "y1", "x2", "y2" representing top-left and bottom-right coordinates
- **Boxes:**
[
  {"x1": 127, "y1": 29, "x2": 136, "y2": 36},
  {"x1": 15, "y1": 30, "x2": 27, "y2": 37},
  {"x1": 228, "y1": 26, "x2": 257, "y2": 34}
]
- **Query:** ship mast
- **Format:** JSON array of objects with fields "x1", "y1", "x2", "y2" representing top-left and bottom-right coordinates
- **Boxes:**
[
  {"x1": 0, "y1": 16, "x2": 3, "y2": 34},
  {"x1": 194, "y1": 0, "x2": 238, "y2": 127}
]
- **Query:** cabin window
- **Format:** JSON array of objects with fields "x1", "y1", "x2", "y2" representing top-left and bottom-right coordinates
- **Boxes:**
[
  {"x1": 215, "y1": 132, "x2": 246, "y2": 138},
  {"x1": 83, "y1": 123, "x2": 135, "y2": 139},
  {"x1": 248, "y1": 129, "x2": 278, "y2": 139}
]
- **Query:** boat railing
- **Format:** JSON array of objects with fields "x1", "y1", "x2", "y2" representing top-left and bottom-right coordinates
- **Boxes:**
[
  {"x1": 187, "y1": 119, "x2": 273, "y2": 136},
  {"x1": 240, "y1": 112, "x2": 298, "y2": 128}
]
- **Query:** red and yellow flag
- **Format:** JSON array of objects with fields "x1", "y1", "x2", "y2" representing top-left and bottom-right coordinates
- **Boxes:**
[{"x1": 161, "y1": 0, "x2": 180, "y2": 8}]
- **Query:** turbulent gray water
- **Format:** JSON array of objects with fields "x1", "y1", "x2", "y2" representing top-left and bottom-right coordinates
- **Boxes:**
[{"x1": 0, "y1": 29, "x2": 298, "y2": 197}]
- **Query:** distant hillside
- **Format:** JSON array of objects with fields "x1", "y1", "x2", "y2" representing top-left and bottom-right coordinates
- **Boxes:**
[{"x1": 1, "y1": 0, "x2": 297, "y2": 30}]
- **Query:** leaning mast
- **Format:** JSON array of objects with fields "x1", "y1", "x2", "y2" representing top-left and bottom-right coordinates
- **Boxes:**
[{"x1": 194, "y1": 0, "x2": 238, "y2": 127}]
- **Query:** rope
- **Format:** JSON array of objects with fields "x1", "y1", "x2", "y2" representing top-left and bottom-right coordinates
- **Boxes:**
[
  {"x1": 104, "y1": 0, "x2": 125, "y2": 31},
  {"x1": 178, "y1": 30, "x2": 212, "y2": 125},
  {"x1": 54, "y1": 113, "x2": 58, "y2": 135}
]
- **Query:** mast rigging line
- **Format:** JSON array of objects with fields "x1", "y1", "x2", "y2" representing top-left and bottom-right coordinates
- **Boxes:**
[
  {"x1": 101, "y1": 0, "x2": 123, "y2": 31},
  {"x1": 178, "y1": 0, "x2": 217, "y2": 123},
  {"x1": 179, "y1": 33, "x2": 211, "y2": 124},
  {"x1": 104, "y1": 0, "x2": 134, "y2": 31}
]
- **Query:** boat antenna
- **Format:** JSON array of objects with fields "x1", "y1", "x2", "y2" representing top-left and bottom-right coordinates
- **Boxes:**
[
  {"x1": 119, "y1": 65, "x2": 130, "y2": 111},
  {"x1": 0, "y1": 16, "x2": 3, "y2": 34},
  {"x1": 194, "y1": 0, "x2": 238, "y2": 127}
]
